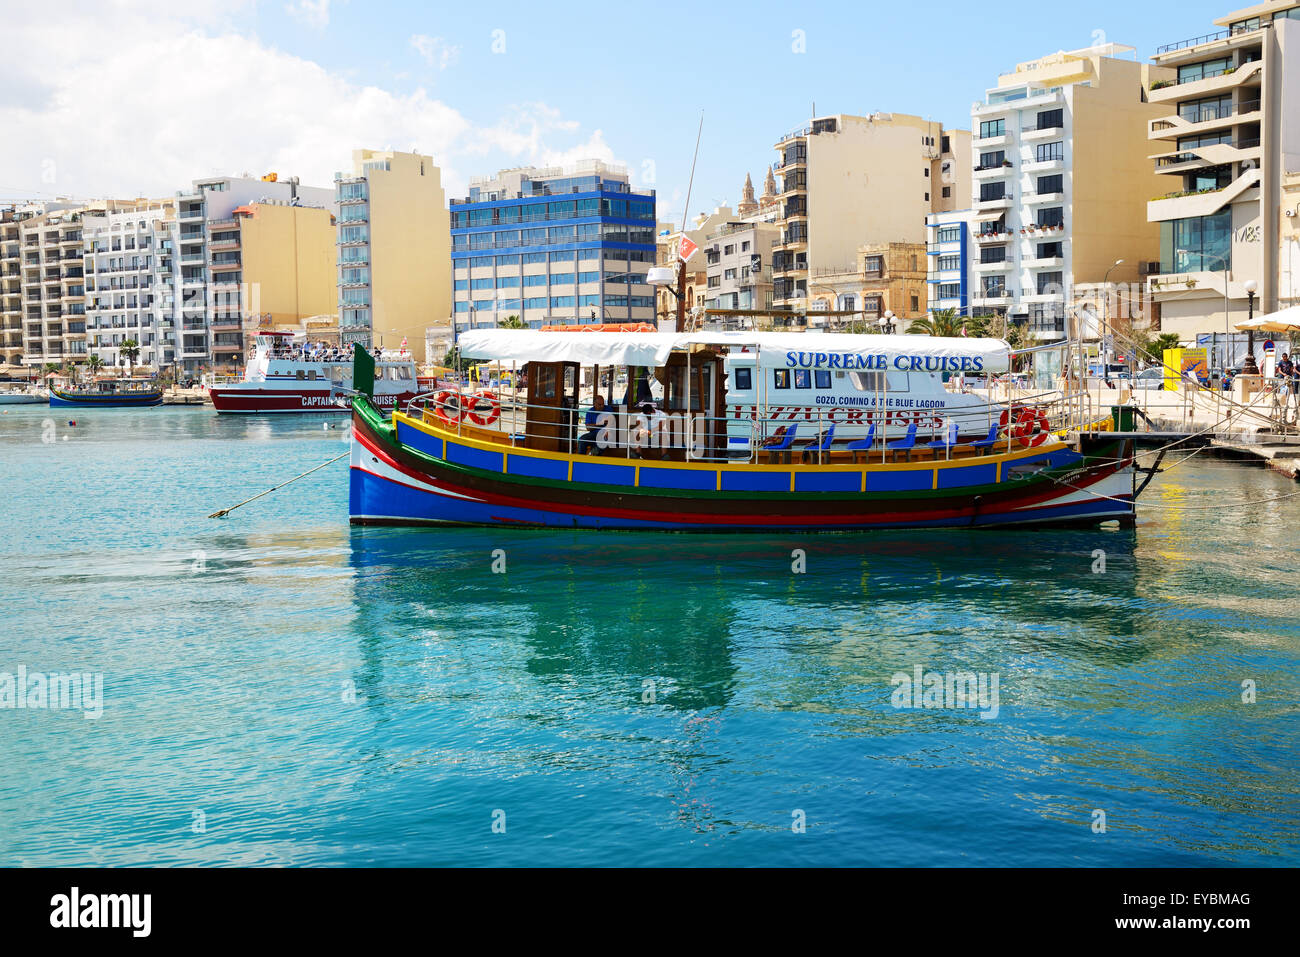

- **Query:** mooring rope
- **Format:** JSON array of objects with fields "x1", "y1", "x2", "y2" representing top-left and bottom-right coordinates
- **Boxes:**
[{"x1": 207, "y1": 451, "x2": 349, "y2": 519}]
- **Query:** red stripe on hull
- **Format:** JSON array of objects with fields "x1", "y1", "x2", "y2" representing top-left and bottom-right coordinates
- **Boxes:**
[{"x1": 211, "y1": 388, "x2": 417, "y2": 414}]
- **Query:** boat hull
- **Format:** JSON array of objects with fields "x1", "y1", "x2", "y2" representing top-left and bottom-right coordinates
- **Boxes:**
[
  {"x1": 348, "y1": 399, "x2": 1136, "y2": 532},
  {"x1": 0, "y1": 394, "x2": 45, "y2": 405},
  {"x1": 210, "y1": 387, "x2": 417, "y2": 414},
  {"x1": 49, "y1": 389, "x2": 162, "y2": 408}
]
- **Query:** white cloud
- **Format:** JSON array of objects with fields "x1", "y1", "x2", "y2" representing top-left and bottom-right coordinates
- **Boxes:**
[
  {"x1": 285, "y1": 0, "x2": 332, "y2": 30},
  {"x1": 410, "y1": 34, "x2": 459, "y2": 70},
  {"x1": 0, "y1": 8, "x2": 630, "y2": 203}
]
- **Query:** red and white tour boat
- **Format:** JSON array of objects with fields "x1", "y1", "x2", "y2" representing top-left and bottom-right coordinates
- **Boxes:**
[{"x1": 208, "y1": 331, "x2": 428, "y2": 415}]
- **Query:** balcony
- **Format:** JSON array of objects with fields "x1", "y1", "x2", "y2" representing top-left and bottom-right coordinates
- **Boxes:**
[
  {"x1": 210, "y1": 260, "x2": 241, "y2": 272},
  {"x1": 1022, "y1": 124, "x2": 1064, "y2": 142},
  {"x1": 1029, "y1": 256, "x2": 1065, "y2": 269},
  {"x1": 974, "y1": 228, "x2": 1012, "y2": 243},
  {"x1": 1024, "y1": 191, "x2": 1065, "y2": 206},
  {"x1": 1023, "y1": 155, "x2": 1065, "y2": 173},
  {"x1": 976, "y1": 131, "x2": 1011, "y2": 148},
  {"x1": 1151, "y1": 137, "x2": 1261, "y2": 176},
  {"x1": 973, "y1": 163, "x2": 1014, "y2": 181},
  {"x1": 974, "y1": 258, "x2": 1012, "y2": 272},
  {"x1": 178, "y1": 207, "x2": 205, "y2": 222},
  {"x1": 976, "y1": 193, "x2": 1013, "y2": 211},
  {"x1": 1147, "y1": 166, "x2": 1261, "y2": 222},
  {"x1": 1149, "y1": 60, "x2": 1262, "y2": 103}
]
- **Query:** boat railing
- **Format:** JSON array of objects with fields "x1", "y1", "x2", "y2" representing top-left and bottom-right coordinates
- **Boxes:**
[{"x1": 396, "y1": 385, "x2": 1091, "y2": 466}]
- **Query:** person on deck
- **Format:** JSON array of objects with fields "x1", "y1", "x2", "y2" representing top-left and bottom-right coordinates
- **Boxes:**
[{"x1": 577, "y1": 395, "x2": 608, "y2": 455}]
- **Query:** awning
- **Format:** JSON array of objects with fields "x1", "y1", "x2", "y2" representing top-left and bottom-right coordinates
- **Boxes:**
[
  {"x1": 456, "y1": 329, "x2": 680, "y2": 366},
  {"x1": 973, "y1": 210, "x2": 1005, "y2": 222},
  {"x1": 1234, "y1": 305, "x2": 1300, "y2": 334},
  {"x1": 455, "y1": 329, "x2": 1011, "y2": 373}
]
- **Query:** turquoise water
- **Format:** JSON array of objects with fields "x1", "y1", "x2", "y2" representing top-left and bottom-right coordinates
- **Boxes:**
[{"x1": 1, "y1": 405, "x2": 1297, "y2": 866}]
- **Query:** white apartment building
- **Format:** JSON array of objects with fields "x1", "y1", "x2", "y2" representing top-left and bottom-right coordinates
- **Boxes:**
[
  {"x1": 968, "y1": 45, "x2": 1171, "y2": 340},
  {"x1": 81, "y1": 202, "x2": 177, "y2": 372}
]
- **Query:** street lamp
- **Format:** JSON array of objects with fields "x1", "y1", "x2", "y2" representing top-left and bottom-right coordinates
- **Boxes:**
[
  {"x1": 878, "y1": 310, "x2": 895, "y2": 334},
  {"x1": 1102, "y1": 259, "x2": 1123, "y2": 374},
  {"x1": 1242, "y1": 278, "x2": 1259, "y2": 375}
]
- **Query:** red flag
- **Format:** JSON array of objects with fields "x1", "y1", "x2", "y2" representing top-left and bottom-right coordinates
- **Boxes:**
[
  {"x1": 678, "y1": 236, "x2": 698, "y2": 262},
  {"x1": 960, "y1": 324, "x2": 968, "y2": 337}
]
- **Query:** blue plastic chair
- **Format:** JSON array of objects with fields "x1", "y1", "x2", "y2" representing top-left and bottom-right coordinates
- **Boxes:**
[
  {"x1": 885, "y1": 422, "x2": 918, "y2": 461},
  {"x1": 801, "y1": 425, "x2": 835, "y2": 463},
  {"x1": 927, "y1": 421, "x2": 960, "y2": 457},
  {"x1": 764, "y1": 424, "x2": 799, "y2": 463},
  {"x1": 970, "y1": 421, "x2": 1001, "y2": 455},
  {"x1": 845, "y1": 424, "x2": 876, "y2": 462}
]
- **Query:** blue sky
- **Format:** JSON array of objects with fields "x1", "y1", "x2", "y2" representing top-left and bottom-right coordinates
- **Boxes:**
[{"x1": 1, "y1": 0, "x2": 1233, "y2": 223}]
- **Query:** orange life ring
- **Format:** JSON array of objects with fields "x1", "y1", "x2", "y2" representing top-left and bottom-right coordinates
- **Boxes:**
[
  {"x1": 432, "y1": 390, "x2": 465, "y2": 427},
  {"x1": 466, "y1": 390, "x2": 501, "y2": 427},
  {"x1": 1014, "y1": 408, "x2": 1051, "y2": 447}
]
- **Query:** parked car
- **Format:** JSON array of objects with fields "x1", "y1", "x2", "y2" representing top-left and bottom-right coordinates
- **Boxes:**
[{"x1": 1131, "y1": 367, "x2": 1164, "y2": 390}]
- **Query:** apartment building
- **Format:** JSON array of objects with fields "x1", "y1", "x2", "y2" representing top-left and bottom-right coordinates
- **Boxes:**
[
  {"x1": 926, "y1": 210, "x2": 974, "y2": 319},
  {"x1": 770, "y1": 112, "x2": 972, "y2": 309},
  {"x1": 450, "y1": 161, "x2": 656, "y2": 332},
  {"x1": 703, "y1": 220, "x2": 780, "y2": 312},
  {"x1": 82, "y1": 202, "x2": 176, "y2": 372},
  {"x1": 337, "y1": 149, "x2": 451, "y2": 361},
  {"x1": 18, "y1": 204, "x2": 94, "y2": 369},
  {"x1": 173, "y1": 174, "x2": 334, "y2": 373},
  {"x1": 968, "y1": 44, "x2": 1172, "y2": 340},
  {"x1": 1, "y1": 208, "x2": 23, "y2": 370},
  {"x1": 1145, "y1": 1, "x2": 1300, "y2": 339}
]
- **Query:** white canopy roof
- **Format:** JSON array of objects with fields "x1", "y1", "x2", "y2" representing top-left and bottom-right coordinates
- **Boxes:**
[
  {"x1": 1234, "y1": 305, "x2": 1300, "y2": 334},
  {"x1": 456, "y1": 328, "x2": 1010, "y2": 372}
]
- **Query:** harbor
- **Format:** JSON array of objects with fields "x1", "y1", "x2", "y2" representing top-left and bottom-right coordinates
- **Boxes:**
[{"x1": 1, "y1": 401, "x2": 1298, "y2": 867}]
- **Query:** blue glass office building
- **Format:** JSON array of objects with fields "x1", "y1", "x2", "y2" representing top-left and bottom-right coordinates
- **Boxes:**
[{"x1": 450, "y1": 164, "x2": 657, "y2": 329}]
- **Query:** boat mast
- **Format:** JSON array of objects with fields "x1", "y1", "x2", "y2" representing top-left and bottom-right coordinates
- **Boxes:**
[{"x1": 675, "y1": 113, "x2": 704, "y2": 333}]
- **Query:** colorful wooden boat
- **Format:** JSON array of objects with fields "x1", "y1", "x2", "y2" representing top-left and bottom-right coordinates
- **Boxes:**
[
  {"x1": 348, "y1": 331, "x2": 1137, "y2": 531},
  {"x1": 49, "y1": 378, "x2": 163, "y2": 408}
]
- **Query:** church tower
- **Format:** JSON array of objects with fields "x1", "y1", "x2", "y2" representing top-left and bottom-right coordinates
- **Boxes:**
[{"x1": 737, "y1": 173, "x2": 758, "y2": 217}]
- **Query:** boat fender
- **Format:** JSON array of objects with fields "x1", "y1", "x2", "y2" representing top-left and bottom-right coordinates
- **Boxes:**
[
  {"x1": 1014, "y1": 408, "x2": 1050, "y2": 448},
  {"x1": 466, "y1": 391, "x2": 501, "y2": 427}
]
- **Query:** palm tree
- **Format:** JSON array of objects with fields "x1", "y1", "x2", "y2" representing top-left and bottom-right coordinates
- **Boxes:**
[
  {"x1": 42, "y1": 361, "x2": 60, "y2": 382},
  {"x1": 86, "y1": 354, "x2": 105, "y2": 376},
  {"x1": 497, "y1": 314, "x2": 526, "y2": 329},
  {"x1": 120, "y1": 339, "x2": 141, "y2": 377},
  {"x1": 906, "y1": 308, "x2": 965, "y2": 337}
]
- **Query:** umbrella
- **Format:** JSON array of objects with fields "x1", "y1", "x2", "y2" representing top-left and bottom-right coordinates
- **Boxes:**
[{"x1": 1233, "y1": 305, "x2": 1300, "y2": 334}]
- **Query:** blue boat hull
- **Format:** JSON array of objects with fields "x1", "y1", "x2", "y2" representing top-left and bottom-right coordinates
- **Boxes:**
[{"x1": 50, "y1": 390, "x2": 163, "y2": 408}]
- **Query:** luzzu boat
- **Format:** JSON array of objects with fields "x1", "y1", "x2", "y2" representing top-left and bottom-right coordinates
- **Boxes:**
[
  {"x1": 348, "y1": 330, "x2": 1138, "y2": 531},
  {"x1": 49, "y1": 377, "x2": 163, "y2": 408}
]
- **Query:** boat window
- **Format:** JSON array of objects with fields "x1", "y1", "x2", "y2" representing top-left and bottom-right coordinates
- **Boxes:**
[
  {"x1": 849, "y1": 370, "x2": 912, "y2": 392},
  {"x1": 398, "y1": 367, "x2": 412, "y2": 379},
  {"x1": 296, "y1": 370, "x2": 305, "y2": 380},
  {"x1": 535, "y1": 365, "x2": 557, "y2": 399},
  {"x1": 308, "y1": 369, "x2": 317, "y2": 380},
  {"x1": 814, "y1": 370, "x2": 831, "y2": 389},
  {"x1": 793, "y1": 369, "x2": 811, "y2": 389},
  {"x1": 732, "y1": 367, "x2": 752, "y2": 391},
  {"x1": 773, "y1": 369, "x2": 790, "y2": 389}
]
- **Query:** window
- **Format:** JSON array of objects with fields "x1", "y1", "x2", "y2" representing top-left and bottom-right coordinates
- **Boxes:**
[
  {"x1": 1179, "y1": 95, "x2": 1232, "y2": 124},
  {"x1": 924, "y1": 168, "x2": 930, "y2": 177},
  {"x1": 937, "y1": 255, "x2": 961, "y2": 271},
  {"x1": 814, "y1": 370, "x2": 831, "y2": 389},
  {"x1": 773, "y1": 369, "x2": 790, "y2": 389},
  {"x1": 1037, "y1": 109, "x2": 1063, "y2": 130},
  {"x1": 979, "y1": 182, "x2": 1006, "y2": 201},
  {"x1": 937, "y1": 283, "x2": 961, "y2": 299},
  {"x1": 980, "y1": 247, "x2": 1006, "y2": 264},
  {"x1": 1037, "y1": 207, "x2": 1064, "y2": 228},
  {"x1": 1037, "y1": 242, "x2": 1063, "y2": 259},
  {"x1": 1035, "y1": 142, "x2": 1064, "y2": 163},
  {"x1": 938, "y1": 226, "x2": 962, "y2": 244},
  {"x1": 522, "y1": 275, "x2": 547, "y2": 287},
  {"x1": 910, "y1": 295, "x2": 919, "y2": 312},
  {"x1": 980, "y1": 119, "x2": 1005, "y2": 139},
  {"x1": 550, "y1": 273, "x2": 574, "y2": 286},
  {"x1": 1160, "y1": 209, "x2": 1231, "y2": 274},
  {"x1": 1036, "y1": 272, "x2": 1063, "y2": 295},
  {"x1": 1037, "y1": 174, "x2": 1063, "y2": 195},
  {"x1": 942, "y1": 186, "x2": 951, "y2": 198},
  {"x1": 724, "y1": 244, "x2": 735, "y2": 255},
  {"x1": 741, "y1": 241, "x2": 750, "y2": 252},
  {"x1": 793, "y1": 369, "x2": 811, "y2": 389},
  {"x1": 924, "y1": 192, "x2": 930, "y2": 201},
  {"x1": 941, "y1": 135, "x2": 950, "y2": 153},
  {"x1": 471, "y1": 277, "x2": 494, "y2": 290},
  {"x1": 864, "y1": 255, "x2": 884, "y2": 275},
  {"x1": 733, "y1": 367, "x2": 752, "y2": 390},
  {"x1": 982, "y1": 276, "x2": 1006, "y2": 297},
  {"x1": 1178, "y1": 57, "x2": 1230, "y2": 84}
]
